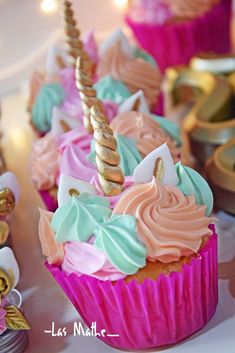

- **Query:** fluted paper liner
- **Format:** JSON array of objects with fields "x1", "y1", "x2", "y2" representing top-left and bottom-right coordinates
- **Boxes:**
[
  {"x1": 46, "y1": 225, "x2": 218, "y2": 350},
  {"x1": 126, "y1": 0, "x2": 231, "y2": 72}
]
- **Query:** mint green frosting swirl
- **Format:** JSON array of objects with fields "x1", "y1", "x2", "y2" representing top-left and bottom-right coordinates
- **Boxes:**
[
  {"x1": 94, "y1": 214, "x2": 147, "y2": 275},
  {"x1": 51, "y1": 194, "x2": 111, "y2": 243},
  {"x1": 133, "y1": 46, "x2": 156, "y2": 67},
  {"x1": 32, "y1": 83, "x2": 65, "y2": 132},
  {"x1": 88, "y1": 133, "x2": 142, "y2": 176},
  {"x1": 176, "y1": 162, "x2": 213, "y2": 216},
  {"x1": 94, "y1": 75, "x2": 131, "y2": 104},
  {"x1": 151, "y1": 114, "x2": 182, "y2": 146}
]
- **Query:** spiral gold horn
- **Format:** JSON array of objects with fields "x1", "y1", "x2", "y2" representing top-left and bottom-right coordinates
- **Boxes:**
[
  {"x1": 61, "y1": 0, "x2": 92, "y2": 71},
  {"x1": 76, "y1": 56, "x2": 103, "y2": 133},
  {"x1": 90, "y1": 106, "x2": 124, "y2": 196}
]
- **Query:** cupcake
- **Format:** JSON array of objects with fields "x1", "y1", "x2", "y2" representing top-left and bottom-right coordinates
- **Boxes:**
[
  {"x1": 40, "y1": 137, "x2": 217, "y2": 350},
  {"x1": 96, "y1": 28, "x2": 162, "y2": 112},
  {"x1": 126, "y1": 0, "x2": 232, "y2": 71}
]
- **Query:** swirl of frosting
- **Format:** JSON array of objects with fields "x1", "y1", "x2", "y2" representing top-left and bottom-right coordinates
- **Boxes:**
[
  {"x1": 38, "y1": 208, "x2": 64, "y2": 265},
  {"x1": 176, "y1": 162, "x2": 213, "y2": 216},
  {"x1": 27, "y1": 70, "x2": 45, "y2": 112},
  {"x1": 94, "y1": 75, "x2": 131, "y2": 104},
  {"x1": 29, "y1": 133, "x2": 60, "y2": 190},
  {"x1": 113, "y1": 178, "x2": 213, "y2": 263},
  {"x1": 62, "y1": 241, "x2": 125, "y2": 281},
  {"x1": 165, "y1": 0, "x2": 219, "y2": 20},
  {"x1": 94, "y1": 214, "x2": 147, "y2": 275},
  {"x1": 97, "y1": 42, "x2": 162, "y2": 107},
  {"x1": 91, "y1": 174, "x2": 134, "y2": 208},
  {"x1": 32, "y1": 83, "x2": 65, "y2": 132},
  {"x1": 111, "y1": 112, "x2": 180, "y2": 161},
  {"x1": 59, "y1": 67, "x2": 83, "y2": 119},
  {"x1": 57, "y1": 126, "x2": 92, "y2": 154}
]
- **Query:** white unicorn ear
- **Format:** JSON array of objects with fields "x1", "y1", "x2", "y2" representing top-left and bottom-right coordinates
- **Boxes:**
[
  {"x1": 46, "y1": 44, "x2": 70, "y2": 75},
  {"x1": 58, "y1": 174, "x2": 97, "y2": 207},
  {"x1": 0, "y1": 172, "x2": 20, "y2": 203},
  {"x1": 99, "y1": 28, "x2": 133, "y2": 58},
  {"x1": 0, "y1": 247, "x2": 20, "y2": 289},
  {"x1": 133, "y1": 143, "x2": 179, "y2": 185},
  {"x1": 118, "y1": 90, "x2": 149, "y2": 114},
  {"x1": 51, "y1": 107, "x2": 81, "y2": 136}
]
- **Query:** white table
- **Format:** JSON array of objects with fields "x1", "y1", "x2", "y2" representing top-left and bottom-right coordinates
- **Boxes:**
[{"x1": 1, "y1": 92, "x2": 235, "y2": 353}]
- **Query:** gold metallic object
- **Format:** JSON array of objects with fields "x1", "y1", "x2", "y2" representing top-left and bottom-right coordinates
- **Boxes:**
[
  {"x1": 0, "y1": 220, "x2": 10, "y2": 245},
  {"x1": 0, "y1": 188, "x2": 15, "y2": 216},
  {"x1": 90, "y1": 106, "x2": 124, "y2": 196},
  {"x1": 153, "y1": 158, "x2": 164, "y2": 182},
  {"x1": 69, "y1": 188, "x2": 80, "y2": 197},
  {"x1": 165, "y1": 68, "x2": 235, "y2": 163},
  {"x1": 76, "y1": 56, "x2": 104, "y2": 133},
  {"x1": 206, "y1": 139, "x2": 235, "y2": 214},
  {"x1": 60, "y1": 119, "x2": 71, "y2": 133},
  {"x1": 0, "y1": 269, "x2": 12, "y2": 297},
  {"x1": 190, "y1": 53, "x2": 235, "y2": 75},
  {"x1": 61, "y1": 0, "x2": 92, "y2": 71},
  {"x1": 132, "y1": 97, "x2": 141, "y2": 111},
  {"x1": 5, "y1": 305, "x2": 30, "y2": 330}
]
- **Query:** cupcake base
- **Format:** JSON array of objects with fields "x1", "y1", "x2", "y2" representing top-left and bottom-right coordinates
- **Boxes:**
[
  {"x1": 46, "y1": 226, "x2": 218, "y2": 350},
  {"x1": 126, "y1": 0, "x2": 232, "y2": 72}
]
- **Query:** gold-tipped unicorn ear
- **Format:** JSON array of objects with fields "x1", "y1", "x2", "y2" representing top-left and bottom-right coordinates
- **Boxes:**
[
  {"x1": 90, "y1": 106, "x2": 124, "y2": 196},
  {"x1": 76, "y1": 56, "x2": 104, "y2": 133},
  {"x1": 61, "y1": 0, "x2": 92, "y2": 71}
]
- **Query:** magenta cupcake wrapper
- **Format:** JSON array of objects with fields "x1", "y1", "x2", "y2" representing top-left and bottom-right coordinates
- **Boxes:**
[
  {"x1": 126, "y1": 0, "x2": 231, "y2": 72},
  {"x1": 46, "y1": 226, "x2": 218, "y2": 350},
  {"x1": 39, "y1": 190, "x2": 58, "y2": 212}
]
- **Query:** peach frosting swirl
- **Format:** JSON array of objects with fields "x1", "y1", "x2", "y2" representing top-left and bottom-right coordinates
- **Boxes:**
[
  {"x1": 165, "y1": 0, "x2": 219, "y2": 20},
  {"x1": 97, "y1": 42, "x2": 162, "y2": 107},
  {"x1": 38, "y1": 208, "x2": 64, "y2": 265},
  {"x1": 113, "y1": 178, "x2": 213, "y2": 263},
  {"x1": 29, "y1": 133, "x2": 60, "y2": 190},
  {"x1": 110, "y1": 111, "x2": 180, "y2": 161}
]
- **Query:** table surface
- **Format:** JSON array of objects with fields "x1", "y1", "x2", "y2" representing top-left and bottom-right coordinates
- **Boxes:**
[{"x1": 1, "y1": 92, "x2": 235, "y2": 353}]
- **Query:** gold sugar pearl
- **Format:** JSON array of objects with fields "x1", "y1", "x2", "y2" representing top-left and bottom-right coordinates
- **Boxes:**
[
  {"x1": 0, "y1": 269, "x2": 12, "y2": 297},
  {"x1": 69, "y1": 188, "x2": 80, "y2": 197}
]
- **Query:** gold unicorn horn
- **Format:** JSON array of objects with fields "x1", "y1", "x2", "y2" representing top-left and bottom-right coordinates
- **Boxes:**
[
  {"x1": 61, "y1": 0, "x2": 92, "y2": 71},
  {"x1": 76, "y1": 56, "x2": 103, "y2": 133},
  {"x1": 90, "y1": 106, "x2": 124, "y2": 196}
]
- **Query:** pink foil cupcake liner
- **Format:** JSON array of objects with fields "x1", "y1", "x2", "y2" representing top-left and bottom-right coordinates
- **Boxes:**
[
  {"x1": 39, "y1": 190, "x2": 58, "y2": 212},
  {"x1": 126, "y1": 0, "x2": 231, "y2": 72},
  {"x1": 46, "y1": 226, "x2": 218, "y2": 350}
]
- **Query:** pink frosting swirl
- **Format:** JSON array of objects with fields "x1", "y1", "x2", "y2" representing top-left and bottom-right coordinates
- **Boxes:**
[
  {"x1": 111, "y1": 111, "x2": 180, "y2": 161},
  {"x1": 113, "y1": 178, "x2": 214, "y2": 263},
  {"x1": 97, "y1": 42, "x2": 162, "y2": 108},
  {"x1": 29, "y1": 133, "x2": 60, "y2": 190},
  {"x1": 57, "y1": 128, "x2": 95, "y2": 182},
  {"x1": 62, "y1": 241, "x2": 125, "y2": 281},
  {"x1": 90, "y1": 174, "x2": 134, "y2": 208},
  {"x1": 59, "y1": 67, "x2": 83, "y2": 119}
]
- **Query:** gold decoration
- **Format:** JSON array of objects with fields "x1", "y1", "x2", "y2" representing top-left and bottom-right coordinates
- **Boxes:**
[
  {"x1": 48, "y1": 186, "x2": 58, "y2": 199},
  {"x1": 61, "y1": 0, "x2": 92, "y2": 71},
  {"x1": 90, "y1": 106, "x2": 124, "y2": 196},
  {"x1": 153, "y1": 158, "x2": 164, "y2": 182},
  {"x1": 5, "y1": 305, "x2": 30, "y2": 331},
  {"x1": 69, "y1": 188, "x2": 80, "y2": 197},
  {"x1": 60, "y1": 119, "x2": 71, "y2": 133},
  {"x1": 76, "y1": 56, "x2": 104, "y2": 133},
  {"x1": 132, "y1": 97, "x2": 141, "y2": 111},
  {"x1": 0, "y1": 188, "x2": 15, "y2": 216},
  {"x1": 0, "y1": 269, "x2": 12, "y2": 297},
  {"x1": 0, "y1": 220, "x2": 10, "y2": 245}
]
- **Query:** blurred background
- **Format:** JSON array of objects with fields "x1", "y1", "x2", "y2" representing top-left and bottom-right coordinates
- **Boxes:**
[{"x1": 0, "y1": 0, "x2": 130, "y2": 95}]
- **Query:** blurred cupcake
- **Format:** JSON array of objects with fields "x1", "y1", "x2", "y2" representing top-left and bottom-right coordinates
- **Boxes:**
[
  {"x1": 126, "y1": 0, "x2": 232, "y2": 71},
  {"x1": 41, "y1": 142, "x2": 217, "y2": 350},
  {"x1": 96, "y1": 28, "x2": 162, "y2": 112}
]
